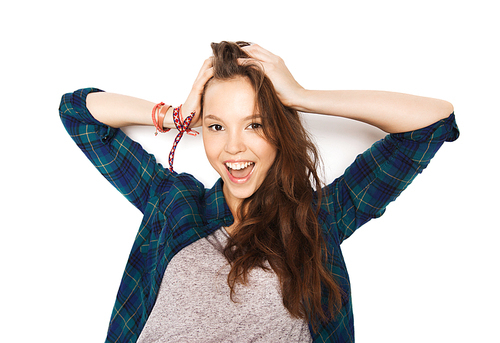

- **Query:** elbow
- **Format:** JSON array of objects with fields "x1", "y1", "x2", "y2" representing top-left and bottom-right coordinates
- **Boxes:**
[
  {"x1": 427, "y1": 99, "x2": 454, "y2": 123},
  {"x1": 439, "y1": 100, "x2": 455, "y2": 118}
]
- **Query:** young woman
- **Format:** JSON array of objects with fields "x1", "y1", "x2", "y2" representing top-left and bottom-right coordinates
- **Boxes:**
[{"x1": 59, "y1": 41, "x2": 459, "y2": 342}]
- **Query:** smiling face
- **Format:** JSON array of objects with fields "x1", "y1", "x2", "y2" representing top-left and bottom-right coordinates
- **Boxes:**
[{"x1": 202, "y1": 77, "x2": 277, "y2": 216}]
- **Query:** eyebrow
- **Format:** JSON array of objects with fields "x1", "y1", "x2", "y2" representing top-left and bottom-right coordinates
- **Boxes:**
[{"x1": 204, "y1": 114, "x2": 261, "y2": 122}]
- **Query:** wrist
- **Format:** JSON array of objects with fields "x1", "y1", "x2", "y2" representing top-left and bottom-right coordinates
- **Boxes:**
[
  {"x1": 161, "y1": 106, "x2": 175, "y2": 129},
  {"x1": 286, "y1": 88, "x2": 312, "y2": 112}
]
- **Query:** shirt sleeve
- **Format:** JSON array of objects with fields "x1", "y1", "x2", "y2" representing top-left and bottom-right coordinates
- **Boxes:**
[
  {"x1": 322, "y1": 113, "x2": 459, "y2": 243},
  {"x1": 59, "y1": 87, "x2": 167, "y2": 214}
]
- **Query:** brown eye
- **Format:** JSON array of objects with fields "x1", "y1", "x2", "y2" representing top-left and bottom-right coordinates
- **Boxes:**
[
  {"x1": 248, "y1": 123, "x2": 262, "y2": 130},
  {"x1": 208, "y1": 124, "x2": 223, "y2": 131}
]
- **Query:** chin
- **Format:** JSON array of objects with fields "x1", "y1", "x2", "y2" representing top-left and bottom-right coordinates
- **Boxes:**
[
  {"x1": 221, "y1": 177, "x2": 262, "y2": 209},
  {"x1": 224, "y1": 181, "x2": 257, "y2": 199}
]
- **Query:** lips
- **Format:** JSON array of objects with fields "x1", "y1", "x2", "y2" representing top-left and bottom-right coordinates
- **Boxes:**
[{"x1": 225, "y1": 161, "x2": 255, "y2": 183}]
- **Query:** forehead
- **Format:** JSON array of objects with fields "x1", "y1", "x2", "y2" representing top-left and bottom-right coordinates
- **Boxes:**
[
  {"x1": 203, "y1": 77, "x2": 258, "y2": 119},
  {"x1": 206, "y1": 75, "x2": 254, "y2": 92}
]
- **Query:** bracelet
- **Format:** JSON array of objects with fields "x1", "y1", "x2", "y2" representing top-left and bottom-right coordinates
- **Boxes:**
[
  {"x1": 153, "y1": 103, "x2": 199, "y2": 172},
  {"x1": 152, "y1": 102, "x2": 172, "y2": 136},
  {"x1": 168, "y1": 105, "x2": 199, "y2": 172},
  {"x1": 157, "y1": 104, "x2": 172, "y2": 134}
]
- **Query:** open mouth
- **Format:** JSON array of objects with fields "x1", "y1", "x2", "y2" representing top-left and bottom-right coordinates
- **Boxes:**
[{"x1": 225, "y1": 162, "x2": 255, "y2": 179}]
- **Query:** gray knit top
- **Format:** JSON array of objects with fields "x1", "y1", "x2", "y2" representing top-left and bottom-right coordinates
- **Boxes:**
[{"x1": 137, "y1": 227, "x2": 312, "y2": 342}]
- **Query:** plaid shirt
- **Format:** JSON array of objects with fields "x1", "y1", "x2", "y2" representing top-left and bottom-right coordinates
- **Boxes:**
[{"x1": 59, "y1": 88, "x2": 459, "y2": 342}]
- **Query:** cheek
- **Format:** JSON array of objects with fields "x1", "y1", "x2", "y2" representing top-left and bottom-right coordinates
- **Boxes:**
[
  {"x1": 202, "y1": 135, "x2": 221, "y2": 167},
  {"x1": 256, "y1": 139, "x2": 277, "y2": 167}
]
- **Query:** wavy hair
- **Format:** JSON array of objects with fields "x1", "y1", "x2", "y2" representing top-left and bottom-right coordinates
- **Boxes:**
[{"x1": 201, "y1": 41, "x2": 343, "y2": 330}]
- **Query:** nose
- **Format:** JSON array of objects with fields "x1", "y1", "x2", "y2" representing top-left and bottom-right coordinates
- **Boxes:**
[{"x1": 224, "y1": 131, "x2": 246, "y2": 155}]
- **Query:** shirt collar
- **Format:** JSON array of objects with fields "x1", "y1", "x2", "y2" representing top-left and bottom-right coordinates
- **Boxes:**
[{"x1": 203, "y1": 178, "x2": 234, "y2": 226}]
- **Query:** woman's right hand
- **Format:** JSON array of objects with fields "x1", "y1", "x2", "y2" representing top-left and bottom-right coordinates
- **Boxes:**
[{"x1": 181, "y1": 57, "x2": 214, "y2": 128}]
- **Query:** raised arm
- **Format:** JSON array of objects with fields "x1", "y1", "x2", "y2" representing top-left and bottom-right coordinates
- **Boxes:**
[
  {"x1": 241, "y1": 44, "x2": 454, "y2": 133},
  {"x1": 241, "y1": 44, "x2": 459, "y2": 242},
  {"x1": 59, "y1": 59, "x2": 214, "y2": 212},
  {"x1": 86, "y1": 58, "x2": 214, "y2": 128},
  {"x1": 86, "y1": 92, "x2": 161, "y2": 128}
]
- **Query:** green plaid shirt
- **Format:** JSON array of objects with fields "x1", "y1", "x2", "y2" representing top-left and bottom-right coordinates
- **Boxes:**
[{"x1": 60, "y1": 88, "x2": 459, "y2": 342}]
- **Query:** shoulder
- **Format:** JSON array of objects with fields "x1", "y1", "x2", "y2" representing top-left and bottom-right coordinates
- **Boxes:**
[{"x1": 154, "y1": 171, "x2": 206, "y2": 203}]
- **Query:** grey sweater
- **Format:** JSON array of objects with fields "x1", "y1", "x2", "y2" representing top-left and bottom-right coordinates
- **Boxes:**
[{"x1": 137, "y1": 227, "x2": 312, "y2": 342}]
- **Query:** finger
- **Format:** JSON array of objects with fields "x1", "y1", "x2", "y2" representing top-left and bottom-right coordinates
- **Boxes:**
[
  {"x1": 236, "y1": 57, "x2": 269, "y2": 76},
  {"x1": 242, "y1": 44, "x2": 275, "y2": 62},
  {"x1": 198, "y1": 66, "x2": 214, "y2": 85},
  {"x1": 237, "y1": 57, "x2": 259, "y2": 66},
  {"x1": 193, "y1": 63, "x2": 214, "y2": 90},
  {"x1": 204, "y1": 56, "x2": 213, "y2": 68},
  {"x1": 196, "y1": 57, "x2": 213, "y2": 76}
]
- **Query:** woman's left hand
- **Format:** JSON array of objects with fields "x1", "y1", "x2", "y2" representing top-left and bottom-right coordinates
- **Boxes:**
[{"x1": 240, "y1": 44, "x2": 305, "y2": 108}]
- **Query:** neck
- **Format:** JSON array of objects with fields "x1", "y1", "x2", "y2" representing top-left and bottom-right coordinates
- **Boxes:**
[
  {"x1": 225, "y1": 222, "x2": 239, "y2": 235},
  {"x1": 225, "y1": 198, "x2": 243, "y2": 236}
]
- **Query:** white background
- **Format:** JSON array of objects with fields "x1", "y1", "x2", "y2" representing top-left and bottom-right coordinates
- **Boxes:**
[{"x1": 1, "y1": 1, "x2": 498, "y2": 342}]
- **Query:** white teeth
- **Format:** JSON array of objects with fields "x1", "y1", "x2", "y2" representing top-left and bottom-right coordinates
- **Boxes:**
[{"x1": 225, "y1": 162, "x2": 254, "y2": 170}]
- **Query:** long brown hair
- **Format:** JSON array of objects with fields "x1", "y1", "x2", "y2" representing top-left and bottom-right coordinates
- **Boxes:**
[{"x1": 201, "y1": 41, "x2": 343, "y2": 329}]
